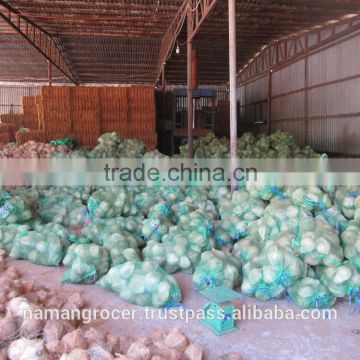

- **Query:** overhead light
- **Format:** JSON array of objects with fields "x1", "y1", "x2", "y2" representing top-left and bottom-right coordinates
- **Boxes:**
[{"x1": 176, "y1": 42, "x2": 180, "y2": 54}]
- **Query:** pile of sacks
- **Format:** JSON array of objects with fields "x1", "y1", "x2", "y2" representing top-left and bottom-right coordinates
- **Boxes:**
[{"x1": 179, "y1": 131, "x2": 319, "y2": 158}]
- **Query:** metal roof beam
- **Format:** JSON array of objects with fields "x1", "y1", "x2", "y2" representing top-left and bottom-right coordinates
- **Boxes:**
[
  {"x1": 155, "y1": 0, "x2": 188, "y2": 83},
  {"x1": 188, "y1": 0, "x2": 221, "y2": 42},
  {"x1": 0, "y1": 1, "x2": 78, "y2": 84}
]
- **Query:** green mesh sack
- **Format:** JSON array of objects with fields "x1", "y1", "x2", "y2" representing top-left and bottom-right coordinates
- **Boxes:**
[
  {"x1": 10, "y1": 230, "x2": 70, "y2": 266},
  {"x1": 257, "y1": 199, "x2": 312, "y2": 242},
  {"x1": 38, "y1": 193, "x2": 87, "y2": 228},
  {"x1": 211, "y1": 221, "x2": 234, "y2": 249},
  {"x1": 315, "y1": 206, "x2": 348, "y2": 234},
  {"x1": 81, "y1": 216, "x2": 144, "y2": 246},
  {"x1": 141, "y1": 217, "x2": 171, "y2": 242},
  {"x1": 0, "y1": 194, "x2": 34, "y2": 224},
  {"x1": 159, "y1": 186, "x2": 186, "y2": 204},
  {"x1": 241, "y1": 242, "x2": 307, "y2": 301},
  {"x1": 98, "y1": 260, "x2": 182, "y2": 308},
  {"x1": 232, "y1": 235, "x2": 263, "y2": 264},
  {"x1": 133, "y1": 189, "x2": 160, "y2": 216},
  {"x1": 285, "y1": 186, "x2": 332, "y2": 213},
  {"x1": 143, "y1": 232, "x2": 202, "y2": 274},
  {"x1": 32, "y1": 222, "x2": 89, "y2": 244},
  {"x1": 246, "y1": 185, "x2": 286, "y2": 201},
  {"x1": 334, "y1": 186, "x2": 360, "y2": 219},
  {"x1": 102, "y1": 232, "x2": 140, "y2": 266},
  {"x1": 193, "y1": 249, "x2": 242, "y2": 290},
  {"x1": 50, "y1": 137, "x2": 76, "y2": 149},
  {"x1": 171, "y1": 201, "x2": 198, "y2": 220},
  {"x1": 293, "y1": 217, "x2": 344, "y2": 266},
  {"x1": 163, "y1": 224, "x2": 212, "y2": 254},
  {"x1": 341, "y1": 221, "x2": 360, "y2": 270},
  {"x1": 87, "y1": 187, "x2": 138, "y2": 220},
  {"x1": 207, "y1": 186, "x2": 231, "y2": 204},
  {"x1": 148, "y1": 202, "x2": 176, "y2": 223},
  {"x1": 62, "y1": 244, "x2": 110, "y2": 284},
  {"x1": 287, "y1": 277, "x2": 336, "y2": 309},
  {"x1": 0, "y1": 224, "x2": 30, "y2": 252},
  {"x1": 319, "y1": 262, "x2": 360, "y2": 298}
]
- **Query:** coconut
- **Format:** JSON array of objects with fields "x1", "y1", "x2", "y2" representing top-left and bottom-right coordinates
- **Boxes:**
[
  {"x1": 0, "y1": 316, "x2": 19, "y2": 342},
  {"x1": 60, "y1": 349, "x2": 91, "y2": 360},
  {"x1": 62, "y1": 329, "x2": 88, "y2": 352},
  {"x1": 8, "y1": 338, "x2": 50, "y2": 360}
]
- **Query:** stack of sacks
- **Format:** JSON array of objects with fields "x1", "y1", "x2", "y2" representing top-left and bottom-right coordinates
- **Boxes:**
[{"x1": 129, "y1": 86, "x2": 157, "y2": 150}]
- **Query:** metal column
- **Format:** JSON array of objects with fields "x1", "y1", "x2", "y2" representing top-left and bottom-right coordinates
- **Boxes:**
[
  {"x1": 187, "y1": 5, "x2": 193, "y2": 158},
  {"x1": 229, "y1": 0, "x2": 237, "y2": 189}
]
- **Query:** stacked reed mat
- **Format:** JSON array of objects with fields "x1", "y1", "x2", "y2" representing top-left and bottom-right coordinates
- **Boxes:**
[
  {"x1": 3, "y1": 86, "x2": 157, "y2": 149},
  {"x1": 100, "y1": 87, "x2": 129, "y2": 136},
  {"x1": 22, "y1": 96, "x2": 41, "y2": 130},
  {"x1": 129, "y1": 86, "x2": 157, "y2": 151}
]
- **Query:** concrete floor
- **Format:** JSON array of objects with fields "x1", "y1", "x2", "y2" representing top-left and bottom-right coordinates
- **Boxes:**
[{"x1": 8, "y1": 259, "x2": 360, "y2": 360}]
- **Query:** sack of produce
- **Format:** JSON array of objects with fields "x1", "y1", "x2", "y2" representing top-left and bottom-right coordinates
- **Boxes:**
[
  {"x1": 62, "y1": 244, "x2": 110, "y2": 284},
  {"x1": 246, "y1": 185, "x2": 286, "y2": 201},
  {"x1": 133, "y1": 188, "x2": 160, "y2": 216},
  {"x1": 193, "y1": 249, "x2": 242, "y2": 290},
  {"x1": 340, "y1": 221, "x2": 360, "y2": 270},
  {"x1": 319, "y1": 262, "x2": 360, "y2": 298},
  {"x1": 164, "y1": 224, "x2": 212, "y2": 254},
  {"x1": 220, "y1": 196, "x2": 265, "y2": 222},
  {"x1": 286, "y1": 186, "x2": 332, "y2": 212},
  {"x1": 208, "y1": 186, "x2": 231, "y2": 204},
  {"x1": 141, "y1": 217, "x2": 171, "y2": 242},
  {"x1": 148, "y1": 202, "x2": 176, "y2": 223},
  {"x1": 232, "y1": 235, "x2": 263, "y2": 264},
  {"x1": 87, "y1": 187, "x2": 138, "y2": 220},
  {"x1": 103, "y1": 232, "x2": 140, "y2": 266},
  {"x1": 98, "y1": 260, "x2": 182, "y2": 307},
  {"x1": 10, "y1": 230, "x2": 70, "y2": 266},
  {"x1": 81, "y1": 216, "x2": 144, "y2": 246},
  {"x1": 143, "y1": 227, "x2": 203, "y2": 274},
  {"x1": 287, "y1": 277, "x2": 336, "y2": 309},
  {"x1": 0, "y1": 194, "x2": 34, "y2": 224},
  {"x1": 212, "y1": 221, "x2": 234, "y2": 249},
  {"x1": 316, "y1": 206, "x2": 348, "y2": 234},
  {"x1": 38, "y1": 192, "x2": 87, "y2": 228},
  {"x1": 90, "y1": 132, "x2": 145, "y2": 158},
  {"x1": 257, "y1": 199, "x2": 312, "y2": 242},
  {"x1": 32, "y1": 222, "x2": 89, "y2": 244},
  {"x1": 0, "y1": 224, "x2": 30, "y2": 252},
  {"x1": 293, "y1": 217, "x2": 344, "y2": 266},
  {"x1": 241, "y1": 242, "x2": 306, "y2": 301},
  {"x1": 334, "y1": 186, "x2": 360, "y2": 219}
]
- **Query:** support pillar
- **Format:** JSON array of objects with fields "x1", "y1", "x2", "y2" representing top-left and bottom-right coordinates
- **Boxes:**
[
  {"x1": 229, "y1": 0, "x2": 237, "y2": 190},
  {"x1": 187, "y1": 5, "x2": 193, "y2": 158}
]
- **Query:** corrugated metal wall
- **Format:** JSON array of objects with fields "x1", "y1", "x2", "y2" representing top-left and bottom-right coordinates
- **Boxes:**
[
  {"x1": 0, "y1": 85, "x2": 41, "y2": 115},
  {"x1": 238, "y1": 30, "x2": 360, "y2": 155}
]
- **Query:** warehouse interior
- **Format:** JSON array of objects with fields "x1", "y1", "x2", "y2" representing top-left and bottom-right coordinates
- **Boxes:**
[{"x1": 0, "y1": 1, "x2": 360, "y2": 359}]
